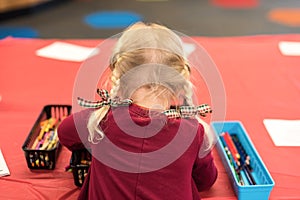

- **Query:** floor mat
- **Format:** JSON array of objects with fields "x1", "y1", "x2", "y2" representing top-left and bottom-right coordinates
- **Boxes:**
[
  {"x1": 0, "y1": 26, "x2": 38, "y2": 38},
  {"x1": 268, "y1": 8, "x2": 300, "y2": 27},
  {"x1": 84, "y1": 11, "x2": 143, "y2": 29},
  {"x1": 211, "y1": 0, "x2": 258, "y2": 8}
]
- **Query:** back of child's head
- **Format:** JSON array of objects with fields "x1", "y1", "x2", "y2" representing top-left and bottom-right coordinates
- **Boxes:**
[
  {"x1": 87, "y1": 22, "x2": 216, "y2": 155},
  {"x1": 109, "y1": 22, "x2": 193, "y2": 107},
  {"x1": 87, "y1": 22, "x2": 209, "y2": 142}
]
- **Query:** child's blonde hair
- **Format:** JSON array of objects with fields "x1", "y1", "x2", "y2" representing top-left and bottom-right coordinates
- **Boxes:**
[{"x1": 87, "y1": 22, "x2": 215, "y2": 156}]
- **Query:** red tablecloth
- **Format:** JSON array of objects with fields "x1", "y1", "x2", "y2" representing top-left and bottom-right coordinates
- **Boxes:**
[{"x1": 0, "y1": 35, "x2": 299, "y2": 199}]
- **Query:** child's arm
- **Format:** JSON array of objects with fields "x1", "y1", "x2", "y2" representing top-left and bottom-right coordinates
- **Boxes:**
[
  {"x1": 192, "y1": 123, "x2": 218, "y2": 191},
  {"x1": 192, "y1": 151, "x2": 218, "y2": 191},
  {"x1": 57, "y1": 109, "x2": 92, "y2": 151}
]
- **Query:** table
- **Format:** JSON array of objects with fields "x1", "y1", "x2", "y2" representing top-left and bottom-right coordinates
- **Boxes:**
[{"x1": 0, "y1": 35, "x2": 299, "y2": 199}]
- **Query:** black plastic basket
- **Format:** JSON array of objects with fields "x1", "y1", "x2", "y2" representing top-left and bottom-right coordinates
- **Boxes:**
[
  {"x1": 70, "y1": 149, "x2": 91, "y2": 187},
  {"x1": 22, "y1": 104, "x2": 72, "y2": 170}
]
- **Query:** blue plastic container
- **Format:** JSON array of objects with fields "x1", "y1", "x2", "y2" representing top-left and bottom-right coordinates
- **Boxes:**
[{"x1": 211, "y1": 121, "x2": 275, "y2": 200}]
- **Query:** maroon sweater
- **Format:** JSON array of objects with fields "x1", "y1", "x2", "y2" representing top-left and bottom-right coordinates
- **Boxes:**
[{"x1": 58, "y1": 103, "x2": 217, "y2": 200}]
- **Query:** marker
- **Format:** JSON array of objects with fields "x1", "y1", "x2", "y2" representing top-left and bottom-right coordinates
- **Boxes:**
[
  {"x1": 219, "y1": 134, "x2": 244, "y2": 185},
  {"x1": 243, "y1": 164, "x2": 256, "y2": 185},
  {"x1": 231, "y1": 134, "x2": 253, "y2": 171},
  {"x1": 223, "y1": 132, "x2": 240, "y2": 163},
  {"x1": 221, "y1": 132, "x2": 240, "y2": 166},
  {"x1": 226, "y1": 147, "x2": 244, "y2": 185},
  {"x1": 231, "y1": 134, "x2": 256, "y2": 185}
]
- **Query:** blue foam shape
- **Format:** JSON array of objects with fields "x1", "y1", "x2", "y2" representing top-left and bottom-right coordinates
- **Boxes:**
[
  {"x1": 0, "y1": 26, "x2": 38, "y2": 39},
  {"x1": 84, "y1": 11, "x2": 143, "y2": 29}
]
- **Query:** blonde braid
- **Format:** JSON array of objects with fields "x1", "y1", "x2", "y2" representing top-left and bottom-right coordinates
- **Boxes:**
[
  {"x1": 180, "y1": 62, "x2": 190, "y2": 79},
  {"x1": 87, "y1": 105, "x2": 109, "y2": 143},
  {"x1": 110, "y1": 69, "x2": 121, "y2": 98},
  {"x1": 86, "y1": 55, "x2": 126, "y2": 143},
  {"x1": 178, "y1": 61, "x2": 193, "y2": 106},
  {"x1": 183, "y1": 81, "x2": 193, "y2": 106},
  {"x1": 87, "y1": 54, "x2": 124, "y2": 143}
]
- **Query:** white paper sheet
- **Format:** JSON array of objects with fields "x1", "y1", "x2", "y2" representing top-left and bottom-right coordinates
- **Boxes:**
[
  {"x1": 36, "y1": 41, "x2": 99, "y2": 62},
  {"x1": 263, "y1": 119, "x2": 300, "y2": 146},
  {"x1": 0, "y1": 149, "x2": 10, "y2": 177},
  {"x1": 278, "y1": 41, "x2": 300, "y2": 56}
]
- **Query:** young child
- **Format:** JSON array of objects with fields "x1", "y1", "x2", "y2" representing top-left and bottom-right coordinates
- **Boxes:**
[{"x1": 58, "y1": 22, "x2": 218, "y2": 200}]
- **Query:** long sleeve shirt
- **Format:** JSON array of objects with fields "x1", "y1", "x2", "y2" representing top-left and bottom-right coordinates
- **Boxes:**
[{"x1": 58, "y1": 103, "x2": 217, "y2": 200}]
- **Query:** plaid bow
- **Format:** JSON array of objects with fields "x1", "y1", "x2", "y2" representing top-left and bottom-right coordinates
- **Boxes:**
[
  {"x1": 77, "y1": 89, "x2": 132, "y2": 108},
  {"x1": 77, "y1": 89, "x2": 212, "y2": 118},
  {"x1": 163, "y1": 104, "x2": 212, "y2": 118},
  {"x1": 196, "y1": 104, "x2": 212, "y2": 117}
]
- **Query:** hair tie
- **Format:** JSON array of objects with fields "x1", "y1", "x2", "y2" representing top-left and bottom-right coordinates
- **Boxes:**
[
  {"x1": 77, "y1": 89, "x2": 132, "y2": 108},
  {"x1": 163, "y1": 104, "x2": 212, "y2": 118},
  {"x1": 196, "y1": 104, "x2": 212, "y2": 117},
  {"x1": 77, "y1": 89, "x2": 212, "y2": 118}
]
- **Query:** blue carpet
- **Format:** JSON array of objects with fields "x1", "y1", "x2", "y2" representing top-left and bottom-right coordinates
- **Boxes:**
[
  {"x1": 84, "y1": 11, "x2": 143, "y2": 29},
  {"x1": 0, "y1": 26, "x2": 39, "y2": 39}
]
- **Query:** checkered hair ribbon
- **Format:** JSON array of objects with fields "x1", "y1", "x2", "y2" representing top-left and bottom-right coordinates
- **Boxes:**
[
  {"x1": 78, "y1": 89, "x2": 211, "y2": 117},
  {"x1": 77, "y1": 89, "x2": 132, "y2": 108},
  {"x1": 163, "y1": 104, "x2": 212, "y2": 118},
  {"x1": 196, "y1": 104, "x2": 212, "y2": 117}
]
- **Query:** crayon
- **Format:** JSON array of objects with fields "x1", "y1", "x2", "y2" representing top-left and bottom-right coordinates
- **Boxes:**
[
  {"x1": 31, "y1": 138, "x2": 40, "y2": 149},
  {"x1": 64, "y1": 107, "x2": 68, "y2": 118},
  {"x1": 55, "y1": 107, "x2": 60, "y2": 121},
  {"x1": 39, "y1": 132, "x2": 51, "y2": 150},
  {"x1": 37, "y1": 119, "x2": 49, "y2": 141},
  {"x1": 51, "y1": 107, "x2": 55, "y2": 118}
]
